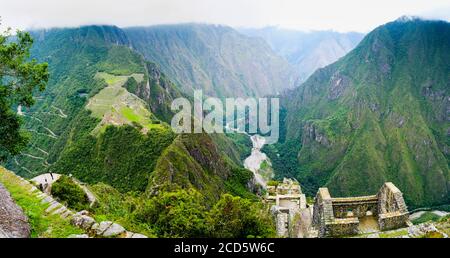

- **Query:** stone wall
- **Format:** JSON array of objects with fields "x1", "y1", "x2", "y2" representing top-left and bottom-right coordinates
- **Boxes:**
[
  {"x1": 267, "y1": 178, "x2": 307, "y2": 237},
  {"x1": 331, "y1": 196, "x2": 378, "y2": 218},
  {"x1": 377, "y1": 182, "x2": 409, "y2": 230},
  {"x1": 312, "y1": 182, "x2": 410, "y2": 237},
  {"x1": 274, "y1": 209, "x2": 289, "y2": 237},
  {"x1": 325, "y1": 218, "x2": 359, "y2": 237}
]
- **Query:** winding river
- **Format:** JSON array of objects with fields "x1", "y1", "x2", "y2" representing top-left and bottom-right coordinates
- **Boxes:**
[
  {"x1": 243, "y1": 134, "x2": 270, "y2": 187},
  {"x1": 225, "y1": 120, "x2": 273, "y2": 188}
]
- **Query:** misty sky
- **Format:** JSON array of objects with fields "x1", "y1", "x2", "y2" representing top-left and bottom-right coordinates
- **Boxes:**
[{"x1": 1, "y1": 0, "x2": 449, "y2": 32}]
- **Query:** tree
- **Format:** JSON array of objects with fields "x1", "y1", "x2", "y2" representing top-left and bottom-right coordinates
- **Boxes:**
[
  {"x1": 133, "y1": 189, "x2": 207, "y2": 237},
  {"x1": 0, "y1": 23, "x2": 48, "y2": 161},
  {"x1": 206, "y1": 194, "x2": 275, "y2": 238}
]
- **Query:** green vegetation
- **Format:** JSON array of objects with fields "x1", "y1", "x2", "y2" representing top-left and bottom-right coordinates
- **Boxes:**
[
  {"x1": 421, "y1": 231, "x2": 444, "y2": 238},
  {"x1": 412, "y1": 212, "x2": 442, "y2": 225},
  {"x1": 379, "y1": 229, "x2": 408, "y2": 238},
  {"x1": 0, "y1": 167, "x2": 83, "y2": 237},
  {"x1": 6, "y1": 26, "x2": 145, "y2": 177},
  {"x1": 96, "y1": 45, "x2": 144, "y2": 75},
  {"x1": 267, "y1": 180, "x2": 279, "y2": 187},
  {"x1": 51, "y1": 175, "x2": 89, "y2": 211},
  {"x1": 206, "y1": 194, "x2": 275, "y2": 238},
  {"x1": 86, "y1": 72, "x2": 163, "y2": 134},
  {"x1": 88, "y1": 183, "x2": 156, "y2": 237},
  {"x1": 90, "y1": 185, "x2": 275, "y2": 238},
  {"x1": 124, "y1": 24, "x2": 296, "y2": 97},
  {"x1": 0, "y1": 28, "x2": 48, "y2": 161},
  {"x1": 276, "y1": 19, "x2": 450, "y2": 207},
  {"x1": 149, "y1": 133, "x2": 255, "y2": 202},
  {"x1": 54, "y1": 117, "x2": 175, "y2": 192}
]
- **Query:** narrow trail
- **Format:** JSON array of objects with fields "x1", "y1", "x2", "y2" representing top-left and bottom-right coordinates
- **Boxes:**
[
  {"x1": 13, "y1": 158, "x2": 34, "y2": 175},
  {"x1": 51, "y1": 106, "x2": 67, "y2": 118},
  {"x1": 28, "y1": 115, "x2": 43, "y2": 123},
  {"x1": 27, "y1": 129, "x2": 57, "y2": 139},
  {"x1": 72, "y1": 178, "x2": 97, "y2": 208},
  {"x1": 37, "y1": 111, "x2": 66, "y2": 119},
  {"x1": 31, "y1": 173, "x2": 61, "y2": 186},
  {"x1": 42, "y1": 126, "x2": 58, "y2": 138},
  {"x1": 19, "y1": 166, "x2": 33, "y2": 174},
  {"x1": 21, "y1": 153, "x2": 45, "y2": 160},
  {"x1": 33, "y1": 146, "x2": 49, "y2": 156}
]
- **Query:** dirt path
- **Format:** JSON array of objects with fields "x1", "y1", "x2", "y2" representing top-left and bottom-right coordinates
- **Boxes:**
[
  {"x1": 31, "y1": 173, "x2": 61, "y2": 187},
  {"x1": 0, "y1": 183, "x2": 31, "y2": 238},
  {"x1": 31, "y1": 174, "x2": 97, "y2": 207},
  {"x1": 51, "y1": 106, "x2": 67, "y2": 118},
  {"x1": 21, "y1": 153, "x2": 45, "y2": 160}
]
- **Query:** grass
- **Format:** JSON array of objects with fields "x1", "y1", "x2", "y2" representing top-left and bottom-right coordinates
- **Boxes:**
[
  {"x1": 422, "y1": 231, "x2": 444, "y2": 238},
  {"x1": 86, "y1": 72, "x2": 163, "y2": 134},
  {"x1": 412, "y1": 211, "x2": 442, "y2": 225},
  {"x1": 121, "y1": 106, "x2": 141, "y2": 122},
  {"x1": 379, "y1": 229, "x2": 408, "y2": 238},
  {"x1": 0, "y1": 167, "x2": 83, "y2": 238}
]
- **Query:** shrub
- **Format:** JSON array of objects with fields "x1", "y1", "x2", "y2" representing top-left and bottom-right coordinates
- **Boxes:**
[
  {"x1": 206, "y1": 194, "x2": 275, "y2": 238},
  {"x1": 51, "y1": 175, "x2": 89, "y2": 211},
  {"x1": 133, "y1": 189, "x2": 207, "y2": 237}
]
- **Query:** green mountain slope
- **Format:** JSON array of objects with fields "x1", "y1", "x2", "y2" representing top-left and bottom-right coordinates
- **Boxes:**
[
  {"x1": 6, "y1": 25, "x2": 144, "y2": 177},
  {"x1": 124, "y1": 24, "x2": 297, "y2": 97},
  {"x1": 148, "y1": 133, "x2": 255, "y2": 202},
  {"x1": 6, "y1": 25, "x2": 254, "y2": 197},
  {"x1": 273, "y1": 18, "x2": 449, "y2": 208}
]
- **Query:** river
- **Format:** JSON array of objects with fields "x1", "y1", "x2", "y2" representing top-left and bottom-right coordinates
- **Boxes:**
[
  {"x1": 225, "y1": 120, "x2": 273, "y2": 188},
  {"x1": 243, "y1": 134, "x2": 272, "y2": 188}
]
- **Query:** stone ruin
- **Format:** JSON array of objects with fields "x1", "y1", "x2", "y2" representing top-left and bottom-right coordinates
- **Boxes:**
[
  {"x1": 312, "y1": 182, "x2": 410, "y2": 237},
  {"x1": 266, "y1": 178, "x2": 307, "y2": 237}
]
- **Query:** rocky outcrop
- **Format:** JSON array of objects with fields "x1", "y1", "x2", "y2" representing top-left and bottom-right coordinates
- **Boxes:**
[
  {"x1": 0, "y1": 183, "x2": 31, "y2": 238},
  {"x1": 328, "y1": 72, "x2": 351, "y2": 100},
  {"x1": 303, "y1": 122, "x2": 331, "y2": 147}
]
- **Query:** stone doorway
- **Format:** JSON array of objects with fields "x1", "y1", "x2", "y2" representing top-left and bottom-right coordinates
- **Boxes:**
[{"x1": 358, "y1": 216, "x2": 380, "y2": 234}]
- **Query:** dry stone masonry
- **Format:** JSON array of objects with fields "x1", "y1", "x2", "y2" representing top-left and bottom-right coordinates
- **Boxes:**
[
  {"x1": 312, "y1": 182, "x2": 409, "y2": 237},
  {"x1": 266, "y1": 178, "x2": 307, "y2": 237}
]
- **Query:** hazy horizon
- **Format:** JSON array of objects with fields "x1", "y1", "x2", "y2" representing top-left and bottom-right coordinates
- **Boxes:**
[{"x1": 1, "y1": 0, "x2": 449, "y2": 33}]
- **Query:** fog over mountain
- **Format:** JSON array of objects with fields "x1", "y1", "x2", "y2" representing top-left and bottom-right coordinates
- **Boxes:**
[{"x1": 239, "y1": 27, "x2": 365, "y2": 82}]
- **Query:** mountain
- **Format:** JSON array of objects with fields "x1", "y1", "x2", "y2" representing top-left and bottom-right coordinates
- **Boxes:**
[
  {"x1": 6, "y1": 25, "x2": 252, "y2": 197},
  {"x1": 239, "y1": 27, "x2": 364, "y2": 82},
  {"x1": 148, "y1": 133, "x2": 256, "y2": 202},
  {"x1": 267, "y1": 18, "x2": 450, "y2": 208},
  {"x1": 124, "y1": 24, "x2": 298, "y2": 97}
]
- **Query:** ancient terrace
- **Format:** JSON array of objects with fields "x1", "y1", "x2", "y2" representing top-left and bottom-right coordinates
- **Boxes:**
[{"x1": 312, "y1": 182, "x2": 410, "y2": 237}]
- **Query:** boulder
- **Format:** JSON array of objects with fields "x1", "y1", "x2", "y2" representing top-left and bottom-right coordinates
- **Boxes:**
[
  {"x1": 125, "y1": 231, "x2": 148, "y2": 238},
  {"x1": 76, "y1": 210, "x2": 90, "y2": 216},
  {"x1": 102, "y1": 223, "x2": 126, "y2": 237},
  {"x1": 92, "y1": 221, "x2": 112, "y2": 235},
  {"x1": 71, "y1": 214, "x2": 96, "y2": 230}
]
